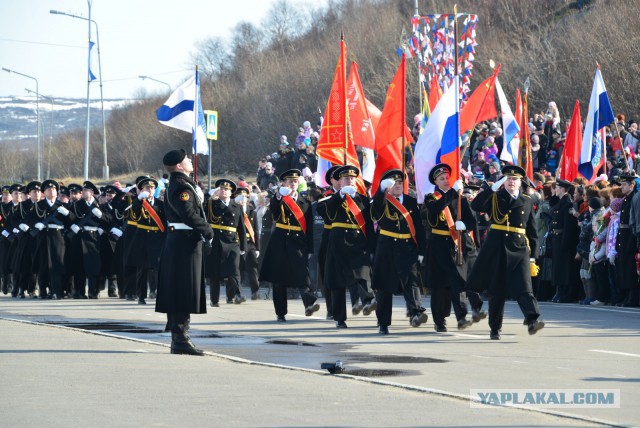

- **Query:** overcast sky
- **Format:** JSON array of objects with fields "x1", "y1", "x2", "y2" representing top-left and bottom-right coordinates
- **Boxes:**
[{"x1": 0, "y1": 0, "x2": 320, "y2": 100}]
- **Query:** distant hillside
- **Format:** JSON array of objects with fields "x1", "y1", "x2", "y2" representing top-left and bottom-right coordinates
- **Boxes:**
[{"x1": 0, "y1": 96, "x2": 131, "y2": 145}]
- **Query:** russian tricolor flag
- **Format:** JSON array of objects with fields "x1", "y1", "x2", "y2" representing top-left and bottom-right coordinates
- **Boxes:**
[
  {"x1": 414, "y1": 75, "x2": 460, "y2": 202},
  {"x1": 579, "y1": 68, "x2": 614, "y2": 182}
]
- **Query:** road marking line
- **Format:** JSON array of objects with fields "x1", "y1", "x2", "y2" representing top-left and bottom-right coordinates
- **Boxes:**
[{"x1": 590, "y1": 349, "x2": 640, "y2": 358}]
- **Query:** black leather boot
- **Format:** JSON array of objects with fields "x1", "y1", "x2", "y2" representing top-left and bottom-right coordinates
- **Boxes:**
[{"x1": 170, "y1": 314, "x2": 204, "y2": 356}]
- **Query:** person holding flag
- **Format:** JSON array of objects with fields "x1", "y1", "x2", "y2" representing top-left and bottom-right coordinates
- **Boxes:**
[
  {"x1": 259, "y1": 169, "x2": 320, "y2": 322},
  {"x1": 323, "y1": 165, "x2": 376, "y2": 329},
  {"x1": 466, "y1": 165, "x2": 544, "y2": 340},
  {"x1": 422, "y1": 164, "x2": 479, "y2": 333},
  {"x1": 371, "y1": 169, "x2": 428, "y2": 334}
]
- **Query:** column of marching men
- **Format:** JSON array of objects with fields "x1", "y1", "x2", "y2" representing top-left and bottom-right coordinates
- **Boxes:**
[{"x1": 0, "y1": 162, "x2": 549, "y2": 340}]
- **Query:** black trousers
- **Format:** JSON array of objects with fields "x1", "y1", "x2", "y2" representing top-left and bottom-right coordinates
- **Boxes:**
[
  {"x1": 377, "y1": 273, "x2": 424, "y2": 327},
  {"x1": 272, "y1": 283, "x2": 316, "y2": 317},
  {"x1": 135, "y1": 268, "x2": 157, "y2": 299},
  {"x1": 488, "y1": 292, "x2": 540, "y2": 331},
  {"x1": 210, "y1": 276, "x2": 241, "y2": 304},
  {"x1": 122, "y1": 265, "x2": 137, "y2": 297},
  {"x1": 332, "y1": 279, "x2": 373, "y2": 323},
  {"x1": 430, "y1": 287, "x2": 468, "y2": 326}
]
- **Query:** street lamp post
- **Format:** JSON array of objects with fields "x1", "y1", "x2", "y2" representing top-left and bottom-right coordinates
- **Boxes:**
[
  {"x1": 2, "y1": 67, "x2": 41, "y2": 180},
  {"x1": 26, "y1": 89, "x2": 54, "y2": 178},
  {"x1": 50, "y1": 2, "x2": 109, "y2": 180},
  {"x1": 138, "y1": 75, "x2": 172, "y2": 92}
]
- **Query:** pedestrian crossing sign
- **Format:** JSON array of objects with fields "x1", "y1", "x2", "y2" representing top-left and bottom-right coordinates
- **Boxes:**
[{"x1": 205, "y1": 110, "x2": 218, "y2": 140}]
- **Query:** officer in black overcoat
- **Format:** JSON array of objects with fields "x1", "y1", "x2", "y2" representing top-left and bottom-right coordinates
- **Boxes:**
[
  {"x1": 206, "y1": 178, "x2": 247, "y2": 306},
  {"x1": 550, "y1": 179, "x2": 580, "y2": 303},
  {"x1": 12, "y1": 181, "x2": 42, "y2": 298},
  {"x1": 315, "y1": 165, "x2": 341, "y2": 320},
  {"x1": 323, "y1": 165, "x2": 375, "y2": 328},
  {"x1": 371, "y1": 169, "x2": 428, "y2": 334},
  {"x1": 616, "y1": 173, "x2": 639, "y2": 307},
  {"x1": 259, "y1": 168, "x2": 319, "y2": 322},
  {"x1": 126, "y1": 177, "x2": 166, "y2": 304},
  {"x1": 422, "y1": 164, "x2": 479, "y2": 332},
  {"x1": 155, "y1": 149, "x2": 213, "y2": 356},
  {"x1": 0, "y1": 186, "x2": 15, "y2": 295},
  {"x1": 69, "y1": 181, "x2": 113, "y2": 298},
  {"x1": 234, "y1": 186, "x2": 261, "y2": 300},
  {"x1": 466, "y1": 165, "x2": 545, "y2": 339},
  {"x1": 31, "y1": 180, "x2": 74, "y2": 299}
]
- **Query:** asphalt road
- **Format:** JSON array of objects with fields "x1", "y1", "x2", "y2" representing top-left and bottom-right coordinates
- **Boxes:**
[{"x1": 1, "y1": 289, "x2": 638, "y2": 427}]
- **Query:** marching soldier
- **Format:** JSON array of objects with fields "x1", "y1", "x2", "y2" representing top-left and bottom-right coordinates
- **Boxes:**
[
  {"x1": 31, "y1": 180, "x2": 73, "y2": 299},
  {"x1": 12, "y1": 181, "x2": 42, "y2": 298},
  {"x1": 98, "y1": 185, "x2": 123, "y2": 298},
  {"x1": 68, "y1": 181, "x2": 112, "y2": 299},
  {"x1": 550, "y1": 179, "x2": 580, "y2": 303},
  {"x1": 422, "y1": 164, "x2": 481, "y2": 332},
  {"x1": 467, "y1": 165, "x2": 544, "y2": 339},
  {"x1": 259, "y1": 168, "x2": 320, "y2": 322},
  {"x1": 371, "y1": 169, "x2": 428, "y2": 334},
  {"x1": 0, "y1": 186, "x2": 13, "y2": 295},
  {"x1": 323, "y1": 165, "x2": 375, "y2": 328},
  {"x1": 156, "y1": 149, "x2": 213, "y2": 355},
  {"x1": 126, "y1": 177, "x2": 166, "y2": 304},
  {"x1": 234, "y1": 186, "x2": 261, "y2": 300},
  {"x1": 207, "y1": 178, "x2": 247, "y2": 306},
  {"x1": 4, "y1": 184, "x2": 25, "y2": 297},
  {"x1": 316, "y1": 165, "x2": 341, "y2": 320}
]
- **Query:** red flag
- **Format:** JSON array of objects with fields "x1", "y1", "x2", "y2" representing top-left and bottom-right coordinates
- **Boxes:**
[
  {"x1": 372, "y1": 54, "x2": 412, "y2": 194},
  {"x1": 316, "y1": 37, "x2": 364, "y2": 193},
  {"x1": 347, "y1": 62, "x2": 375, "y2": 149},
  {"x1": 366, "y1": 98, "x2": 382, "y2": 130},
  {"x1": 519, "y1": 89, "x2": 534, "y2": 180},
  {"x1": 561, "y1": 100, "x2": 582, "y2": 182},
  {"x1": 459, "y1": 65, "x2": 500, "y2": 136},
  {"x1": 428, "y1": 73, "x2": 441, "y2": 113}
]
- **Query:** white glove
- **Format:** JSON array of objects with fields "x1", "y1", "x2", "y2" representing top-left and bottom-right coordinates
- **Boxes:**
[
  {"x1": 110, "y1": 227, "x2": 123, "y2": 238},
  {"x1": 1, "y1": 230, "x2": 9, "y2": 238},
  {"x1": 417, "y1": 255, "x2": 424, "y2": 264},
  {"x1": 35, "y1": 222, "x2": 45, "y2": 231},
  {"x1": 19, "y1": 223, "x2": 29, "y2": 232},
  {"x1": 71, "y1": 224, "x2": 80, "y2": 234},
  {"x1": 380, "y1": 178, "x2": 396, "y2": 192},
  {"x1": 209, "y1": 187, "x2": 219, "y2": 196},
  {"x1": 137, "y1": 191, "x2": 150, "y2": 200},
  {"x1": 234, "y1": 194, "x2": 245, "y2": 203},
  {"x1": 97, "y1": 228, "x2": 104, "y2": 236},
  {"x1": 452, "y1": 180, "x2": 464, "y2": 193},
  {"x1": 340, "y1": 185, "x2": 356, "y2": 197},
  {"x1": 255, "y1": 251, "x2": 260, "y2": 258},
  {"x1": 240, "y1": 251, "x2": 246, "y2": 256},
  {"x1": 455, "y1": 220, "x2": 466, "y2": 231},
  {"x1": 57, "y1": 206, "x2": 70, "y2": 216},
  {"x1": 279, "y1": 187, "x2": 292, "y2": 197},
  {"x1": 13, "y1": 228, "x2": 19, "y2": 234},
  {"x1": 91, "y1": 207, "x2": 103, "y2": 218},
  {"x1": 491, "y1": 176, "x2": 508, "y2": 192}
]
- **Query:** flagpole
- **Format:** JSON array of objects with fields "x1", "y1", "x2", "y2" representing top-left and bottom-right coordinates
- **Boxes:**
[
  {"x1": 194, "y1": 65, "x2": 199, "y2": 184},
  {"x1": 453, "y1": 4, "x2": 464, "y2": 266},
  {"x1": 341, "y1": 32, "x2": 348, "y2": 166},
  {"x1": 401, "y1": 52, "x2": 407, "y2": 183}
]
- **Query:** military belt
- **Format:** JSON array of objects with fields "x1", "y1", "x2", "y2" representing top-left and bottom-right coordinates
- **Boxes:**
[
  {"x1": 211, "y1": 224, "x2": 237, "y2": 233},
  {"x1": 379, "y1": 229, "x2": 412, "y2": 239},
  {"x1": 47, "y1": 224, "x2": 64, "y2": 230},
  {"x1": 323, "y1": 224, "x2": 333, "y2": 230},
  {"x1": 430, "y1": 229, "x2": 452, "y2": 237},
  {"x1": 127, "y1": 221, "x2": 138, "y2": 227},
  {"x1": 331, "y1": 222, "x2": 360, "y2": 230},
  {"x1": 492, "y1": 224, "x2": 526, "y2": 234},
  {"x1": 275, "y1": 223, "x2": 302, "y2": 232},
  {"x1": 137, "y1": 224, "x2": 161, "y2": 232},
  {"x1": 83, "y1": 226, "x2": 99, "y2": 232},
  {"x1": 619, "y1": 224, "x2": 630, "y2": 229}
]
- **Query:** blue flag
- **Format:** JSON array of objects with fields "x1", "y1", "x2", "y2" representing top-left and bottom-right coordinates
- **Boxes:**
[{"x1": 88, "y1": 41, "x2": 97, "y2": 81}]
